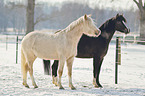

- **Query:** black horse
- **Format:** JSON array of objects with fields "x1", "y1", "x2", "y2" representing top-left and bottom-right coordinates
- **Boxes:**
[{"x1": 43, "y1": 14, "x2": 130, "y2": 88}]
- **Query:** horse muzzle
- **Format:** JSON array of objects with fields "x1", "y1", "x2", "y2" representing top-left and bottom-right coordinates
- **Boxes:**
[{"x1": 125, "y1": 28, "x2": 130, "y2": 34}]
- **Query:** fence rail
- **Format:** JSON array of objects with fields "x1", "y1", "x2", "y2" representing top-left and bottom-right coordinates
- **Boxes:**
[
  {"x1": 112, "y1": 33, "x2": 145, "y2": 43},
  {"x1": 0, "y1": 32, "x2": 145, "y2": 44},
  {"x1": 0, "y1": 33, "x2": 144, "y2": 83}
]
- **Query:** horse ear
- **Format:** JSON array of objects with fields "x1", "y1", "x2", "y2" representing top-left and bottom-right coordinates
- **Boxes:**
[
  {"x1": 84, "y1": 14, "x2": 87, "y2": 20},
  {"x1": 116, "y1": 13, "x2": 119, "y2": 17},
  {"x1": 88, "y1": 14, "x2": 92, "y2": 17}
]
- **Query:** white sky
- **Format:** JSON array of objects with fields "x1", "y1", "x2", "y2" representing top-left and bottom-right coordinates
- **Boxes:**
[
  {"x1": 6, "y1": 0, "x2": 143, "y2": 10},
  {"x1": 36, "y1": 0, "x2": 139, "y2": 10}
]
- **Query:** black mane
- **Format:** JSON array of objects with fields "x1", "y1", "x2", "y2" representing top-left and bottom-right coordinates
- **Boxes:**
[
  {"x1": 116, "y1": 15, "x2": 127, "y2": 23},
  {"x1": 99, "y1": 14, "x2": 126, "y2": 32},
  {"x1": 99, "y1": 17, "x2": 115, "y2": 32}
]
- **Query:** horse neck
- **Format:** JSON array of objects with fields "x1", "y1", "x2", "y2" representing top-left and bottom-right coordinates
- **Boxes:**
[
  {"x1": 66, "y1": 25, "x2": 83, "y2": 46},
  {"x1": 100, "y1": 21, "x2": 116, "y2": 43}
]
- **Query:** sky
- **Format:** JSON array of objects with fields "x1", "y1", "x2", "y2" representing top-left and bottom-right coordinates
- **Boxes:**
[
  {"x1": 4, "y1": 0, "x2": 142, "y2": 11},
  {"x1": 35, "y1": 0, "x2": 139, "y2": 11}
]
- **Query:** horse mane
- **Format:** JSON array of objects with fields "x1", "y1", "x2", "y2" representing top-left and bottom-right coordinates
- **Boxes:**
[
  {"x1": 62, "y1": 16, "x2": 85, "y2": 33},
  {"x1": 99, "y1": 14, "x2": 127, "y2": 31},
  {"x1": 115, "y1": 14, "x2": 127, "y2": 23},
  {"x1": 55, "y1": 30, "x2": 62, "y2": 34},
  {"x1": 55, "y1": 15, "x2": 93, "y2": 34},
  {"x1": 99, "y1": 18, "x2": 114, "y2": 31}
]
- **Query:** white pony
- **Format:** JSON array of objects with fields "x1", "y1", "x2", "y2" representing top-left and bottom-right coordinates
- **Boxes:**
[{"x1": 21, "y1": 14, "x2": 101, "y2": 89}]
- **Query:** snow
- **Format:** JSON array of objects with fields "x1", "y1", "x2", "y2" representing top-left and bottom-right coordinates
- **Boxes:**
[{"x1": 0, "y1": 43, "x2": 145, "y2": 96}]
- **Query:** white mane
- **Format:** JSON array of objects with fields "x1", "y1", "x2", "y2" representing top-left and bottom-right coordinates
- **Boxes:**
[{"x1": 57, "y1": 15, "x2": 94, "y2": 33}]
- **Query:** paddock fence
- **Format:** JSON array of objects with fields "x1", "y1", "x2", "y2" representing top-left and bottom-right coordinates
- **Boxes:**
[
  {"x1": 0, "y1": 32, "x2": 145, "y2": 64},
  {"x1": 0, "y1": 32, "x2": 145, "y2": 85},
  {"x1": 112, "y1": 32, "x2": 145, "y2": 43},
  {"x1": 1, "y1": 32, "x2": 145, "y2": 44},
  {"x1": 0, "y1": 32, "x2": 145, "y2": 54}
]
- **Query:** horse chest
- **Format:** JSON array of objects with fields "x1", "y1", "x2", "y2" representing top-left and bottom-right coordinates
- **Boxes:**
[
  {"x1": 64, "y1": 45, "x2": 77, "y2": 57},
  {"x1": 99, "y1": 47, "x2": 108, "y2": 58}
]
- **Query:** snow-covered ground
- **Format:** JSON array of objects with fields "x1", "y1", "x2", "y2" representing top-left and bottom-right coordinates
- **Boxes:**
[{"x1": 0, "y1": 43, "x2": 145, "y2": 96}]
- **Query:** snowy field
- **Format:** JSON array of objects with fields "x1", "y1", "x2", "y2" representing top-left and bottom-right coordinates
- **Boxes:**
[{"x1": 0, "y1": 42, "x2": 145, "y2": 96}]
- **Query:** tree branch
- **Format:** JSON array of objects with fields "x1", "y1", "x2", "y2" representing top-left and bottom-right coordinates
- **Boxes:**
[
  {"x1": 133, "y1": 0, "x2": 144, "y2": 13},
  {"x1": 139, "y1": 0, "x2": 143, "y2": 6},
  {"x1": 34, "y1": 14, "x2": 50, "y2": 25},
  {"x1": 133, "y1": 0, "x2": 138, "y2": 4},
  {"x1": 7, "y1": 2, "x2": 26, "y2": 9},
  {"x1": 34, "y1": 13, "x2": 59, "y2": 26}
]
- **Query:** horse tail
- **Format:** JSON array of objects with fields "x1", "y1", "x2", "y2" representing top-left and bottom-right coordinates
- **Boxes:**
[{"x1": 21, "y1": 49, "x2": 28, "y2": 77}]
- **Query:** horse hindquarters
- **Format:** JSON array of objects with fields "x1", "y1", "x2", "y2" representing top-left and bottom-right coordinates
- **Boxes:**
[{"x1": 21, "y1": 49, "x2": 37, "y2": 88}]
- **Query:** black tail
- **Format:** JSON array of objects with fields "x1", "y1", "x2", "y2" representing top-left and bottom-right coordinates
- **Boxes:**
[{"x1": 43, "y1": 60, "x2": 51, "y2": 75}]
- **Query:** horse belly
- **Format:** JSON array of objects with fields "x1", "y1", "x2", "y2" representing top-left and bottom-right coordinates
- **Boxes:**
[
  {"x1": 76, "y1": 53, "x2": 93, "y2": 58},
  {"x1": 34, "y1": 48, "x2": 59, "y2": 60},
  {"x1": 33, "y1": 40, "x2": 60, "y2": 60},
  {"x1": 77, "y1": 47, "x2": 94, "y2": 58}
]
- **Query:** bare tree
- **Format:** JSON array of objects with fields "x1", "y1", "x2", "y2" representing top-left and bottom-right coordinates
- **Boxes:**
[
  {"x1": 133, "y1": 0, "x2": 145, "y2": 40},
  {"x1": 7, "y1": 1, "x2": 26, "y2": 33},
  {"x1": 26, "y1": 0, "x2": 35, "y2": 34},
  {"x1": 26, "y1": 0, "x2": 52, "y2": 34}
]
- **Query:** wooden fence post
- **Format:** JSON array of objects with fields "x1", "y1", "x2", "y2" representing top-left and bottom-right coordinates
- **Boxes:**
[
  {"x1": 16, "y1": 36, "x2": 18, "y2": 64},
  {"x1": 6, "y1": 35, "x2": 8, "y2": 50},
  {"x1": 115, "y1": 37, "x2": 121, "y2": 84}
]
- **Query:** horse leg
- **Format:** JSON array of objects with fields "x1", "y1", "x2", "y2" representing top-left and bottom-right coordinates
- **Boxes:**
[
  {"x1": 58, "y1": 58, "x2": 65, "y2": 89},
  {"x1": 93, "y1": 57, "x2": 103, "y2": 88},
  {"x1": 26, "y1": 53, "x2": 37, "y2": 88},
  {"x1": 52, "y1": 60, "x2": 59, "y2": 86},
  {"x1": 66, "y1": 56, "x2": 76, "y2": 90},
  {"x1": 28, "y1": 61, "x2": 38, "y2": 88},
  {"x1": 22, "y1": 63, "x2": 29, "y2": 88},
  {"x1": 96, "y1": 59, "x2": 103, "y2": 88},
  {"x1": 43, "y1": 60, "x2": 51, "y2": 75}
]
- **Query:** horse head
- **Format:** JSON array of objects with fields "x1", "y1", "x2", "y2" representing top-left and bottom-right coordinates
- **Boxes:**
[
  {"x1": 83, "y1": 14, "x2": 101, "y2": 37},
  {"x1": 115, "y1": 13, "x2": 130, "y2": 34}
]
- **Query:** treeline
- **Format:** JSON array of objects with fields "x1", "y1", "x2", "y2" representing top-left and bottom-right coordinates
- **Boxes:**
[
  {"x1": 0, "y1": 1, "x2": 139, "y2": 33},
  {"x1": 0, "y1": 1, "x2": 26, "y2": 32}
]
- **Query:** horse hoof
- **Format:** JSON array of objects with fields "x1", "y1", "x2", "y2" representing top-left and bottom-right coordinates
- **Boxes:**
[
  {"x1": 55, "y1": 83, "x2": 59, "y2": 86},
  {"x1": 52, "y1": 82, "x2": 58, "y2": 86},
  {"x1": 94, "y1": 85, "x2": 103, "y2": 88},
  {"x1": 99, "y1": 86, "x2": 103, "y2": 88},
  {"x1": 94, "y1": 85, "x2": 99, "y2": 88},
  {"x1": 59, "y1": 86, "x2": 64, "y2": 90},
  {"x1": 23, "y1": 83, "x2": 30, "y2": 88},
  {"x1": 34, "y1": 86, "x2": 38, "y2": 89},
  {"x1": 71, "y1": 87, "x2": 76, "y2": 90},
  {"x1": 25, "y1": 85, "x2": 30, "y2": 88},
  {"x1": 52, "y1": 76, "x2": 58, "y2": 86},
  {"x1": 54, "y1": 82, "x2": 59, "y2": 86},
  {"x1": 69, "y1": 85, "x2": 76, "y2": 90}
]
